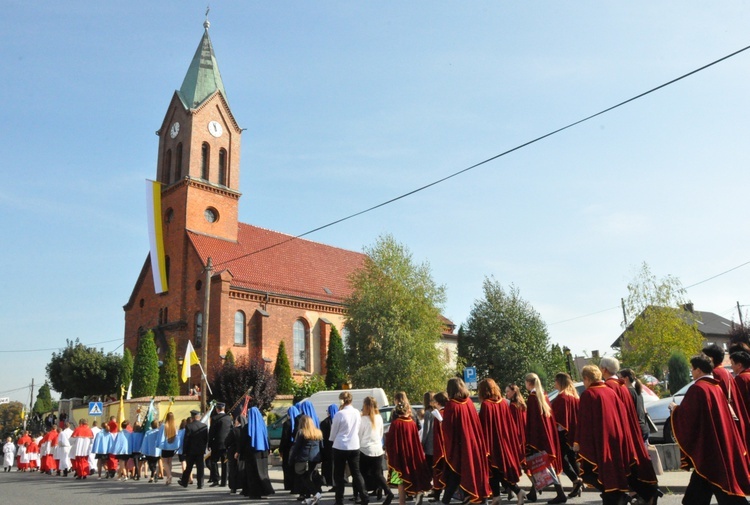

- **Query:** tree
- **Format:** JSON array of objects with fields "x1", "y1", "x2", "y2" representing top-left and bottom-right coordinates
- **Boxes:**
[
  {"x1": 120, "y1": 348, "x2": 134, "y2": 390},
  {"x1": 620, "y1": 262, "x2": 703, "y2": 378},
  {"x1": 0, "y1": 401, "x2": 24, "y2": 439},
  {"x1": 274, "y1": 341, "x2": 295, "y2": 395},
  {"x1": 293, "y1": 375, "x2": 328, "y2": 403},
  {"x1": 213, "y1": 356, "x2": 277, "y2": 414},
  {"x1": 325, "y1": 325, "x2": 347, "y2": 389},
  {"x1": 667, "y1": 350, "x2": 691, "y2": 395},
  {"x1": 46, "y1": 339, "x2": 121, "y2": 398},
  {"x1": 156, "y1": 338, "x2": 180, "y2": 397},
  {"x1": 459, "y1": 278, "x2": 558, "y2": 391},
  {"x1": 345, "y1": 234, "x2": 450, "y2": 401},
  {"x1": 224, "y1": 348, "x2": 236, "y2": 367},
  {"x1": 132, "y1": 331, "x2": 159, "y2": 398},
  {"x1": 32, "y1": 382, "x2": 54, "y2": 415}
]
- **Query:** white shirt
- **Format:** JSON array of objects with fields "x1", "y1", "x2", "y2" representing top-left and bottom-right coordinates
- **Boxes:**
[
  {"x1": 329, "y1": 404, "x2": 361, "y2": 451},
  {"x1": 358, "y1": 414, "x2": 384, "y2": 457}
]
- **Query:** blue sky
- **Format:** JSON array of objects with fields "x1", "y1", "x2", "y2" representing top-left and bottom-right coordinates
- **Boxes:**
[{"x1": 3, "y1": 2, "x2": 750, "y2": 404}]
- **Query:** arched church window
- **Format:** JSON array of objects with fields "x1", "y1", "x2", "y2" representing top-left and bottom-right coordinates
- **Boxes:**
[
  {"x1": 293, "y1": 319, "x2": 308, "y2": 371},
  {"x1": 218, "y1": 148, "x2": 227, "y2": 186},
  {"x1": 201, "y1": 143, "x2": 210, "y2": 180},
  {"x1": 163, "y1": 149, "x2": 172, "y2": 184},
  {"x1": 234, "y1": 311, "x2": 246, "y2": 345},
  {"x1": 195, "y1": 312, "x2": 203, "y2": 347},
  {"x1": 175, "y1": 143, "x2": 183, "y2": 180}
]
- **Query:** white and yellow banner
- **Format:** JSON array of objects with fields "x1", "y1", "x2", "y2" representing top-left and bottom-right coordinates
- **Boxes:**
[{"x1": 146, "y1": 180, "x2": 168, "y2": 293}]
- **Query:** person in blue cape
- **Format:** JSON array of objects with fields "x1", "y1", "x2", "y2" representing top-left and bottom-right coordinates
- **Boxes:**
[
  {"x1": 280, "y1": 404, "x2": 301, "y2": 491},
  {"x1": 140, "y1": 420, "x2": 161, "y2": 482},
  {"x1": 297, "y1": 401, "x2": 321, "y2": 428},
  {"x1": 111, "y1": 420, "x2": 132, "y2": 481},
  {"x1": 91, "y1": 422, "x2": 110, "y2": 479},
  {"x1": 320, "y1": 403, "x2": 338, "y2": 489},
  {"x1": 245, "y1": 407, "x2": 275, "y2": 499},
  {"x1": 129, "y1": 423, "x2": 145, "y2": 480}
]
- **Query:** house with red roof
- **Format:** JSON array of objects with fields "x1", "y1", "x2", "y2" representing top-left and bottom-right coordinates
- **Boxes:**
[{"x1": 124, "y1": 20, "x2": 458, "y2": 393}]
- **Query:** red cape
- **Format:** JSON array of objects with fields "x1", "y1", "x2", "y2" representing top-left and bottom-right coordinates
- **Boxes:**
[
  {"x1": 17, "y1": 434, "x2": 31, "y2": 446},
  {"x1": 714, "y1": 366, "x2": 750, "y2": 451},
  {"x1": 443, "y1": 398, "x2": 491, "y2": 502},
  {"x1": 525, "y1": 391, "x2": 562, "y2": 475},
  {"x1": 508, "y1": 402, "x2": 526, "y2": 465},
  {"x1": 432, "y1": 408, "x2": 446, "y2": 490},
  {"x1": 551, "y1": 393, "x2": 579, "y2": 446},
  {"x1": 604, "y1": 377, "x2": 657, "y2": 484},
  {"x1": 385, "y1": 415, "x2": 432, "y2": 494},
  {"x1": 479, "y1": 400, "x2": 522, "y2": 484},
  {"x1": 672, "y1": 375, "x2": 750, "y2": 496},
  {"x1": 576, "y1": 382, "x2": 637, "y2": 492},
  {"x1": 734, "y1": 369, "x2": 750, "y2": 410},
  {"x1": 72, "y1": 425, "x2": 93, "y2": 438}
]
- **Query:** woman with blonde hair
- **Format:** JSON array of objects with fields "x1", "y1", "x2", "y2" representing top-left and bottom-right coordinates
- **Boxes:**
[
  {"x1": 385, "y1": 392, "x2": 431, "y2": 505},
  {"x1": 290, "y1": 415, "x2": 325, "y2": 505},
  {"x1": 158, "y1": 412, "x2": 180, "y2": 485},
  {"x1": 359, "y1": 397, "x2": 393, "y2": 504},
  {"x1": 551, "y1": 373, "x2": 583, "y2": 498},
  {"x1": 478, "y1": 378, "x2": 524, "y2": 505},
  {"x1": 524, "y1": 373, "x2": 566, "y2": 503}
]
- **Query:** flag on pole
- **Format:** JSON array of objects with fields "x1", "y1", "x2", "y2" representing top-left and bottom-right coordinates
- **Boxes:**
[
  {"x1": 117, "y1": 385, "x2": 125, "y2": 426},
  {"x1": 201, "y1": 401, "x2": 215, "y2": 426},
  {"x1": 20, "y1": 406, "x2": 25, "y2": 421},
  {"x1": 146, "y1": 179, "x2": 168, "y2": 294},
  {"x1": 126, "y1": 381, "x2": 133, "y2": 400},
  {"x1": 181, "y1": 340, "x2": 201, "y2": 383},
  {"x1": 145, "y1": 397, "x2": 156, "y2": 428},
  {"x1": 163, "y1": 397, "x2": 174, "y2": 422}
]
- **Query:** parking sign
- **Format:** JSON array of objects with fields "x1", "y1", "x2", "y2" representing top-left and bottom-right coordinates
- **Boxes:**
[{"x1": 463, "y1": 367, "x2": 477, "y2": 389}]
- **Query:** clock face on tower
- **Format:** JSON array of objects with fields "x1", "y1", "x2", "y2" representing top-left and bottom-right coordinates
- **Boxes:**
[
  {"x1": 208, "y1": 121, "x2": 223, "y2": 138},
  {"x1": 169, "y1": 122, "x2": 180, "y2": 138}
]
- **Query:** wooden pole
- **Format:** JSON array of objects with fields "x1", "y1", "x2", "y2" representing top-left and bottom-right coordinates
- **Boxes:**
[{"x1": 201, "y1": 257, "x2": 212, "y2": 414}]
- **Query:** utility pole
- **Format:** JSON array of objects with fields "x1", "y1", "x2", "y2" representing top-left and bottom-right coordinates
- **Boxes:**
[
  {"x1": 25, "y1": 378, "x2": 34, "y2": 431},
  {"x1": 201, "y1": 257, "x2": 212, "y2": 414},
  {"x1": 621, "y1": 298, "x2": 628, "y2": 326},
  {"x1": 738, "y1": 301, "x2": 744, "y2": 327}
]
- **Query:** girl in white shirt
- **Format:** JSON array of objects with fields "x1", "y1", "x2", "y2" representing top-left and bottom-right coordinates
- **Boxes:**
[{"x1": 359, "y1": 397, "x2": 394, "y2": 505}]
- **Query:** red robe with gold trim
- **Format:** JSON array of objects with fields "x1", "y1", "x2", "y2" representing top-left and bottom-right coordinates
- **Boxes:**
[
  {"x1": 525, "y1": 391, "x2": 562, "y2": 475},
  {"x1": 672, "y1": 375, "x2": 750, "y2": 497},
  {"x1": 443, "y1": 398, "x2": 492, "y2": 503},
  {"x1": 551, "y1": 393, "x2": 579, "y2": 449},
  {"x1": 508, "y1": 402, "x2": 526, "y2": 466},
  {"x1": 714, "y1": 365, "x2": 750, "y2": 451},
  {"x1": 432, "y1": 408, "x2": 446, "y2": 490},
  {"x1": 575, "y1": 381, "x2": 637, "y2": 493},
  {"x1": 734, "y1": 369, "x2": 750, "y2": 411},
  {"x1": 385, "y1": 415, "x2": 432, "y2": 494},
  {"x1": 478, "y1": 399, "x2": 522, "y2": 484}
]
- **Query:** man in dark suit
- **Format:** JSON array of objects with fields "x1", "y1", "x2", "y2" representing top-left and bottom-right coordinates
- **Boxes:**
[
  {"x1": 208, "y1": 402, "x2": 233, "y2": 487},
  {"x1": 179, "y1": 410, "x2": 208, "y2": 489}
]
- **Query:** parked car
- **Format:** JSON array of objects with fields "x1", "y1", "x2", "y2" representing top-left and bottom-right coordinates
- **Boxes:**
[
  {"x1": 645, "y1": 381, "x2": 693, "y2": 443},
  {"x1": 381, "y1": 404, "x2": 424, "y2": 435},
  {"x1": 547, "y1": 381, "x2": 659, "y2": 404}
]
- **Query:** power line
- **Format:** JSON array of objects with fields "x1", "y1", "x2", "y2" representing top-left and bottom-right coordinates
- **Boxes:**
[
  {"x1": 0, "y1": 385, "x2": 32, "y2": 396},
  {"x1": 0, "y1": 338, "x2": 122, "y2": 354},
  {"x1": 684, "y1": 261, "x2": 750, "y2": 289},
  {"x1": 214, "y1": 43, "x2": 750, "y2": 269}
]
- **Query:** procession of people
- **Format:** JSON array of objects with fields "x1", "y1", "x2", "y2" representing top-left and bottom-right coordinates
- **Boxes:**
[{"x1": 7, "y1": 354, "x2": 750, "y2": 505}]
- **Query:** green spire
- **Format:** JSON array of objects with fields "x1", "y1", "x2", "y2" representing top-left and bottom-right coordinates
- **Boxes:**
[{"x1": 179, "y1": 19, "x2": 227, "y2": 109}]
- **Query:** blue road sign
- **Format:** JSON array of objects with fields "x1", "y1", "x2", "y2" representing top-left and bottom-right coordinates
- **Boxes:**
[
  {"x1": 463, "y1": 366, "x2": 477, "y2": 386},
  {"x1": 88, "y1": 402, "x2": 103, "y2": 416}
]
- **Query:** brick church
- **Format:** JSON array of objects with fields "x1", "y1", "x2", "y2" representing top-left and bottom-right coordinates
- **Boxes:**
[{"x1": 123, "y1": 21, "x2": 458, "y2": 393}]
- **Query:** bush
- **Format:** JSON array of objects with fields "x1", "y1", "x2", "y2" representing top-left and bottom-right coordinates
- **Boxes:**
[
  {"x1": 292, "y1": 375, "x2": 328, "y2": 403},
  {"x1": 667, "y1": 350, "x2": 691, "y2": 395},
  {"x1": 213, "y1": 356, "x2": 277, "y2": 414},
  {"x1": 274, "y1": 341, "x2": 295, "y2": 395},
  {"x1": 325, "y1": 325, "x2": 348, "y2": 389}
]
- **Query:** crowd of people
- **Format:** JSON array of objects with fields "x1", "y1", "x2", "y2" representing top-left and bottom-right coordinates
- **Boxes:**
[{"x1": 7, "y1": 345, "x2": 750, "y2": 505}]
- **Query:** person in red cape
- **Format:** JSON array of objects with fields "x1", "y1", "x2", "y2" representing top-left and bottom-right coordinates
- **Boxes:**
[
  {"x1": 574, "y1": 365, "x2": 639, "y2": 505},
  {"x1": 70, "y1": 419, "x2": 94, "y2": 479},
  {"x1": 26, "y1": 436, "x2": 39, "y2": 471},
  {"x1": 671, "y1": 353, "x2": 750, "y2": 505},
  {"x1": 477, "y1": 378, "x2": 525, "y2": 505},
  {"x1": 441, "y1": 378, "x2": 491, "y2": 505},
  {"x1": 505, "y1": 385, "x2": 527, "y2": 477},
  {"x1": 731, "y1": 350, "x2": 750, "y2": 408},
  {"x1": 386, "y1": 393, "x2": 432, "y2": 505},
  {"x1": 704, "y1": 343, "x2": 750, "y2": 452},
  {"x1": 106, "y1": 417, "x2": 119, "y2": 478},
  {"x1": 599, "y1": 357, "x2": 660, "y2": 504},
  {"x1": 550, "y1": 373, "x2": 583, "y2": 499},
  {"x1": 39, "y1": 425, "x2": 58, "y2": 474},
  {"x1": 430, "y1": 392, "x2": 449, "y2": 502},
  {"x1": 16, "y1": 431, "x2": 31, "y2": 471},
  {"x1": 524, "y1": 373, "x2": 567, "y2": 504}
]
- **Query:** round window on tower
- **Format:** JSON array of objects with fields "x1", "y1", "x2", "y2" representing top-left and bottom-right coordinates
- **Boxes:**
[{"x1": 204, "y1": 207, "x2": 219, "y2": 223}]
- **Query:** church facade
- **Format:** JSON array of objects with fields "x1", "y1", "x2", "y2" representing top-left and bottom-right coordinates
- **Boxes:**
[{"x1": 123, "y1": 21, "x2": 366, "y2": 391}]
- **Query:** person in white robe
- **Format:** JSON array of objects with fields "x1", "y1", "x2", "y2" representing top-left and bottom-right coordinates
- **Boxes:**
[
  {"x1": 55, "y1": 422, "x2": 74, "y2": 476},
  {"x1": 3, "y1": 437, "x2": 16, "y2": 471}
]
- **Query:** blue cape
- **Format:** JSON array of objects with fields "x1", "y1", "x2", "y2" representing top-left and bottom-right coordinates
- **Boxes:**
[
  {"x1": 326, "y1": 403, "x2": 339, "y2": 419},
  {"x1": 287, "y1": 405, "x2": 300, "y2": 435},
  {"x1": 297, "y1": 400, "x2": 320, "y2": 428},
  {"x1": 247, "y1": 407, "x2": 270, "y2": 452}
]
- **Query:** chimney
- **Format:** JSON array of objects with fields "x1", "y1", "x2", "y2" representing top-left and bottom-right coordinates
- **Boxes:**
[
  {"x1": 592, "y1": 350, "x2": 600, "y2": 359},
  {"x1": 683, "y1": 303, "x2": 694, "y2": 313}
]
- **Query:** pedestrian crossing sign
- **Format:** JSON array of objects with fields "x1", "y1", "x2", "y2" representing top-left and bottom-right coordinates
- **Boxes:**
[{"x1": 88, "y1": 401, "x2": 103, "y2": 416}]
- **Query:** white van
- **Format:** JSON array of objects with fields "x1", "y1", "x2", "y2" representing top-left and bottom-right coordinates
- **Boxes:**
[{"x1": 304, "y1": 388, "x2": 389, "y2": 420}]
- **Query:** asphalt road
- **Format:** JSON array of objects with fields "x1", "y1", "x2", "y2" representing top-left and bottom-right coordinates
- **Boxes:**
[{"x1": 0, "y1": 469, "x2": 716, "y2": 505}]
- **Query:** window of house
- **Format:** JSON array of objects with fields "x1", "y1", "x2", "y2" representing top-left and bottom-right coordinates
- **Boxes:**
[
  {"x1": 175, "y1": 143, "x2": 183, "y2": 180},
  {"x1": 234, "y1": 311, "x2": 246, "y2": 345},
  {"x1": 218, "y1": 148, "x2": 227, "y2": 186},
  {"x1": 293, "y1": 320, "x2": 308, "y2": 371},
  {"x1": 201, "y1": 143, "x2": 210, "y2": 180},
  {"x1": 195, "y1": 312, "x2": 203, "y2": 347}
]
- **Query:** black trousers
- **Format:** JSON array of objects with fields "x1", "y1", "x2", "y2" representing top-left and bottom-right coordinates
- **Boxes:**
[
  {"x1": 333, "y1": 449, "x2": 368, "y2": 505},
  {"x1": 684, "y1": 471, "x2": 749, "y2": 505},
  {"x1": 181, "y1": 454, "x2": 205, "y2": 488},
  {"x1": 556, "y1": 431, "x2": 581, "y2": 484},
  {"x1": 210, "y1": 449, "x2": 227, "y2": 485},
  {"x1": 296, "y1": 461, "x2": 323, "y2": 497},
  {"x1": 441, "y1": 467, "x2": 462, "y2": 504},
  {"x1": 360, "y1": 453, "x2": 391, "y2": 497}
]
